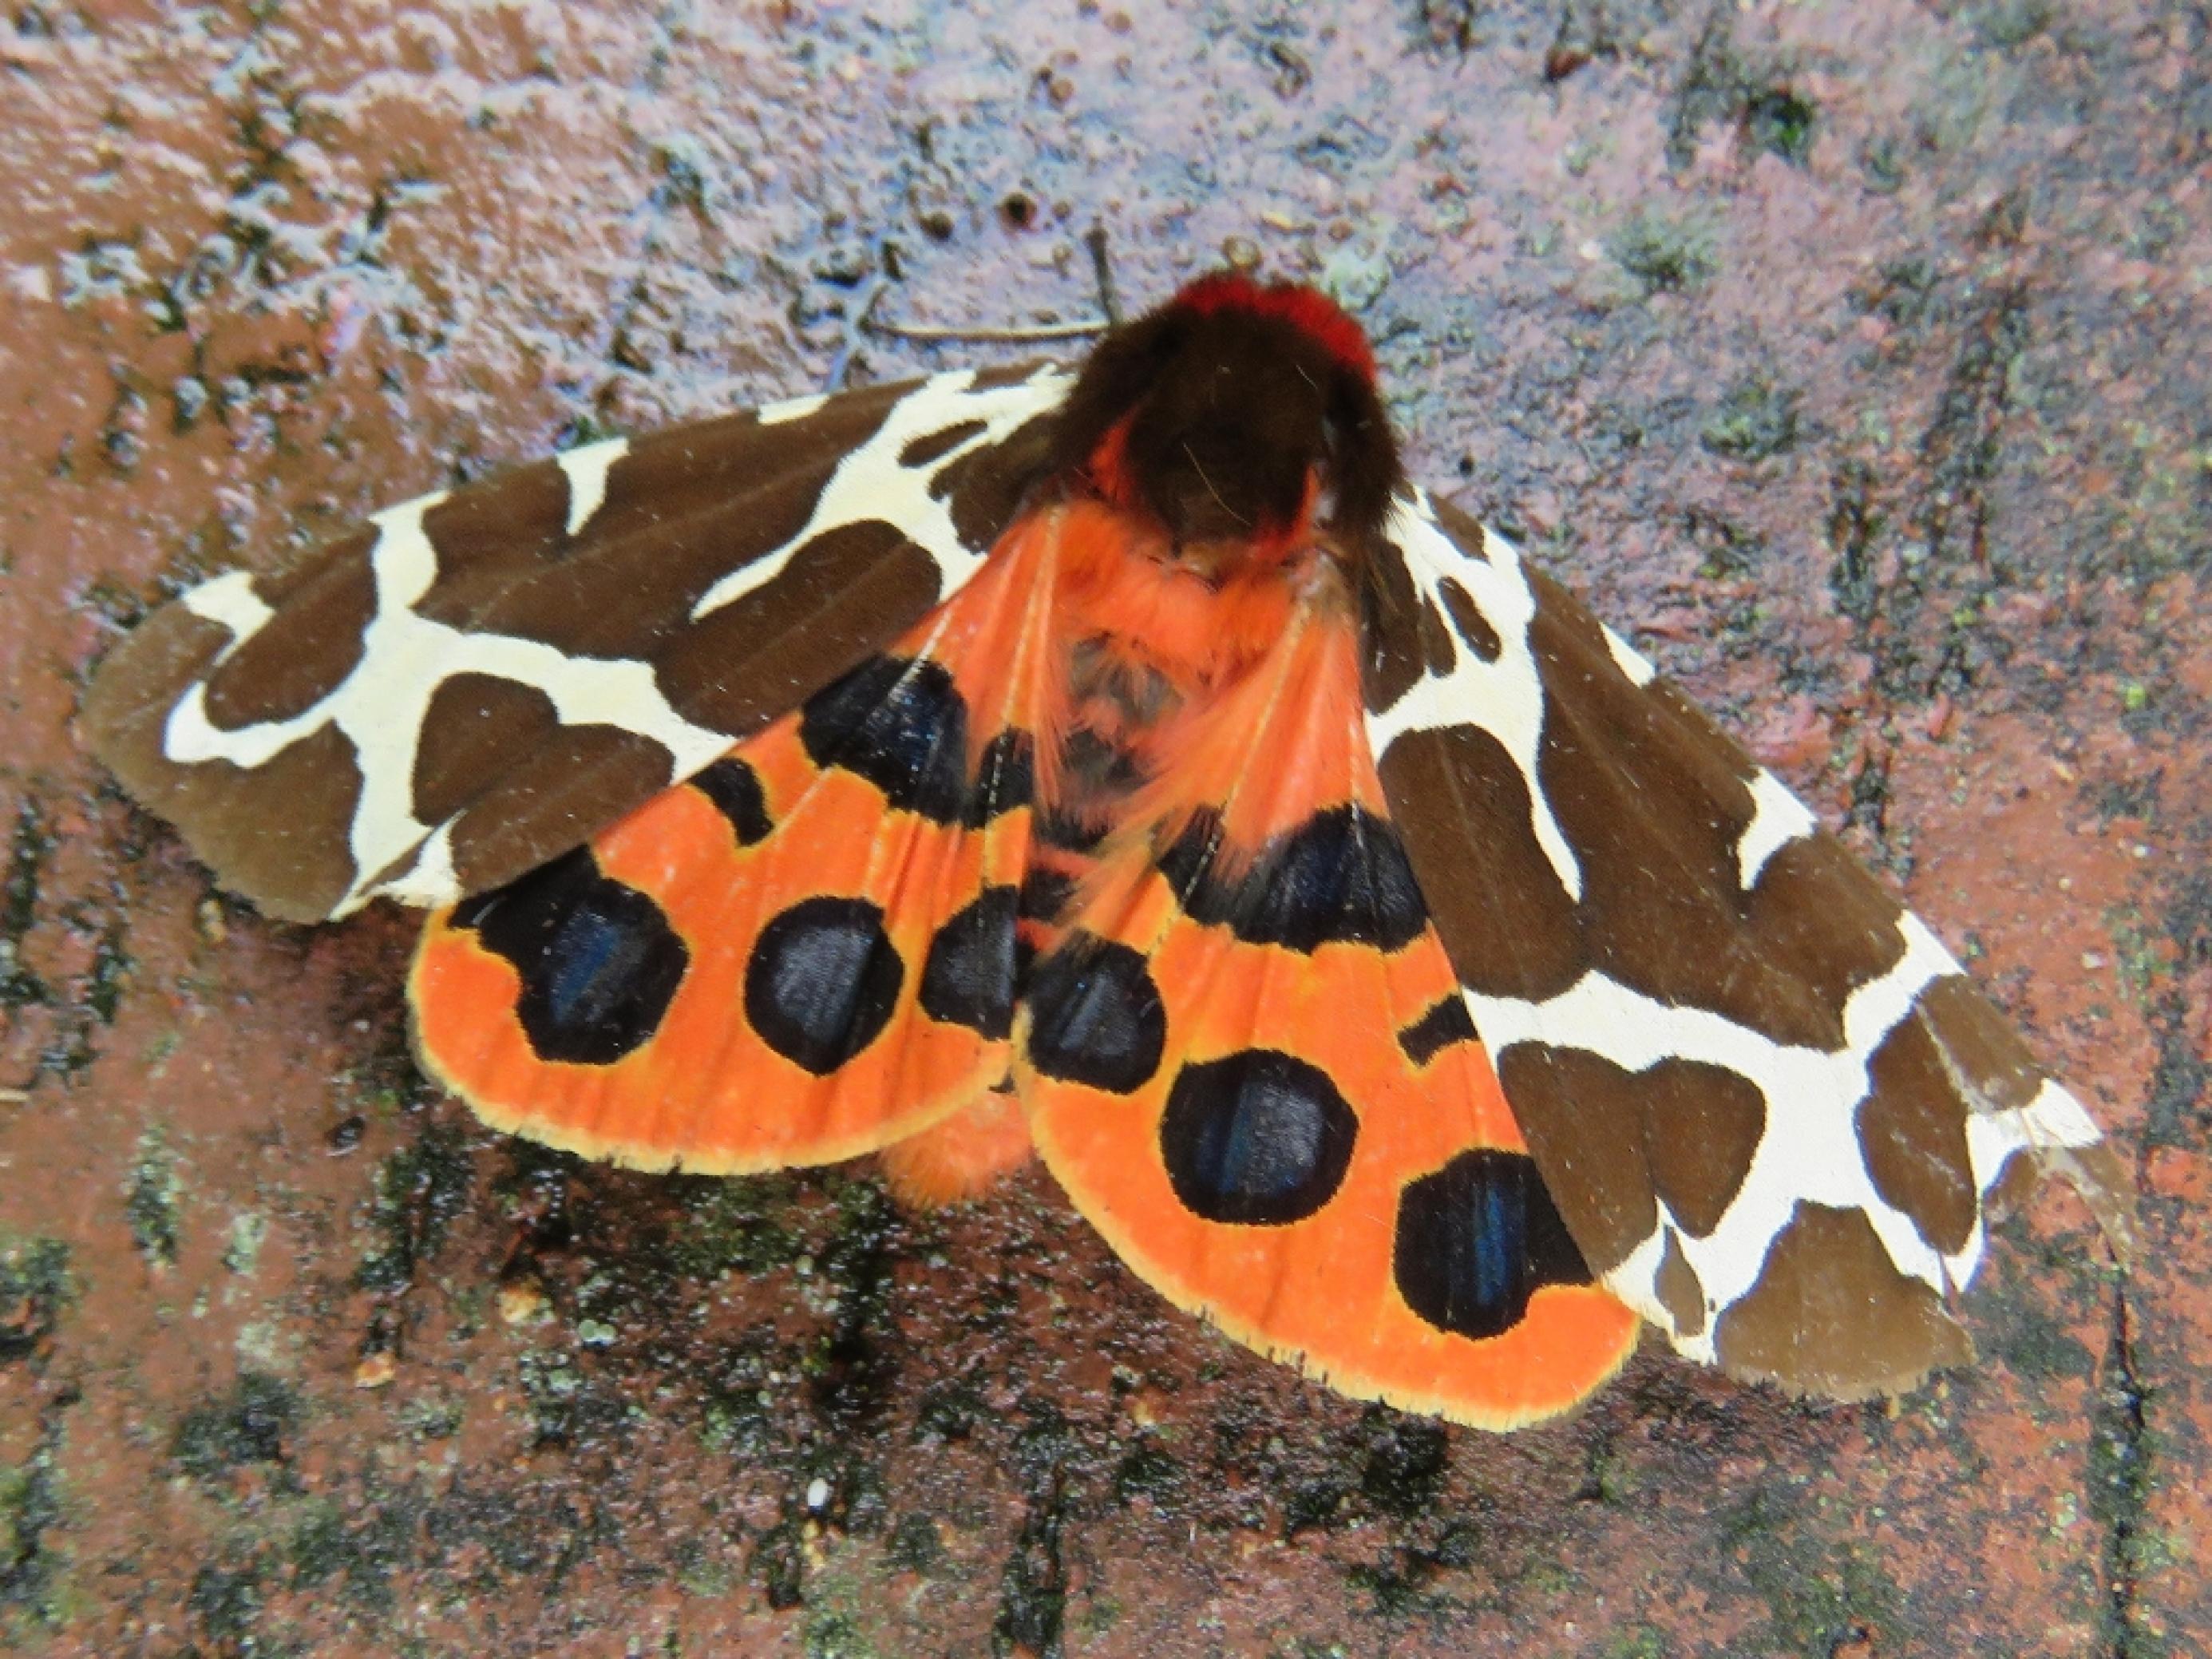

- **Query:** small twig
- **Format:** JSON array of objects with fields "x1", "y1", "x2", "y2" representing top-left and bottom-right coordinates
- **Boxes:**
[
  {"x1": 1085, "y1": 223, "x2": 1123, "y2": 324},
  {"x1": 861, "y1": 224, "x2": 1123, "y2": 346},
  {"x1": 863, "y1": 313, "x2": 1110, "y2": 345}
]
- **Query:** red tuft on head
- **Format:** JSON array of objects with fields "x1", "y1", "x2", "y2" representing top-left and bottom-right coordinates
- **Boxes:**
[{"x1": 1164, "y1": 272, "x2": 1377, "y2": 385}]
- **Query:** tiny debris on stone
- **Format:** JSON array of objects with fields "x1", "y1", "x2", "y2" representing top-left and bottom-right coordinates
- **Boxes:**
[{"x1": 354, "y1": 1352, "x2": 398, "y2": 1389}]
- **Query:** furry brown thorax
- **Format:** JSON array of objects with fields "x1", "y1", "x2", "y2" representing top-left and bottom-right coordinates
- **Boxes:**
[{"x1": 1047, "y1": 272, "x2": 1405, "y2": 568}]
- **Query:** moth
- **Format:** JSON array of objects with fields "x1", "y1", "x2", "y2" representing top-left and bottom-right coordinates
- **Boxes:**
[{"x1": 81, "y1": 272, "x2": 2129, "y2": 1427}]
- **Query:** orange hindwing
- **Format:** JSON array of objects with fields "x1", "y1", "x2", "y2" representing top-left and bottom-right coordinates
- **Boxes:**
[
  {"x1": 1017, "y1": 585, "x2": 1639, "y2": 1427},
  {"x1": 409, "y1": 511, "x2": 1063, "y2": 1173}
]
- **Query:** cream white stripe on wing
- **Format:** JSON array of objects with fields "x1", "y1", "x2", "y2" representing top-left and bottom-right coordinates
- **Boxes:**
[
  {"x1": 180, "y1": 570, "x2": 276, "y2": 647},
  {"x1": 691, "y1": 367, "x2": 1074, "y2": 625},
  {"x1": 1366, "y1": 493, "x2": 1585, "y2": 901},
  {"x1": 556, "y1": 437, "x2": 628, "y2": 537},
  {"x1": 1735, "y1": 770, "x2": 1818, "y2": 889},
  {"x1": 162, "y1": 493, "x2": 733, "y2": 915},
  {"x1": 1463, "y1": 911, "x2": 2105, "y2": 1352}
]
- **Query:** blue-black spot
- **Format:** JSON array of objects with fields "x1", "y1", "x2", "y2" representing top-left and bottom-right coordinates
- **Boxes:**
[
  {"x1": 1397, "y1": 995, "x2": 1478, "y2": 1067},
  {"x1": 963, "y1": 728, "x2": 1036, "y2": 828},
  {"x1": 744, "y1": 896, "x2": 904, "y2": 1075},
  {"x1": 1025, "y1": 933, "x2": 1166, "y2": 1094},
  {"x1": 1018, "y1": 865, "x2": 1078, "y2": 923},
  {"x1": 1036, "y1": 807, "x2": 1108, "y2": 853},
  {"x1": 689, "y1": 758, "x2": 774, "y2": 845},
  {"x1": 1393, "y1": 1150, "x2": 1592, "y2": 1340},
  {"x1": 920, "y1": 885, "x2": 1019, "y2": 1039},
  {"x1": 1157, "y1": 806, "x2": 1427, "y2": 953},
  {"x1": 801, "y1": 655, "x2": 969, "y2": 823},
  {"x1": 453, "y1": 849, "x2": 687, "y2": 1065},
  {"x1": 1158, "y1": 1049, "x2": 1356, "y2": 1226}
]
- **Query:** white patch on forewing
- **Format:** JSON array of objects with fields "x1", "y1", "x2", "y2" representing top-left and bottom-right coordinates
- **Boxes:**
[
  {"x1": 374, "y1": 818, "x2": 461, "y2": 910},
  {"x1": 180, "y1": 570, "x2": 276, "y2": 649},
  {"x1": 758, "y1": 390, "x2": 829, "y2": 426},
  {"x1": 163, "y1": 493, "x2": 732, "y2": 916},
  {"x1": 1372, "y1": 488, "x2": 2113, "y2": 1373},
  {"x1": 1465, "y1": 908, "x2": 2106, "y2": 1356},
  {"x1": 556, "y1": 437, "x2": 628, "y2": 537},
  {"x1": 1736, "y1": 768, "x2": 1818, "y2": 889},
  {"x1": 1366, "y1": 492, "x2": 1584, "y2": 901},
  {"x1": 692, "y1": 366, "x2": 1074, "y2": 625},
  {"x1": 1601, "y1": 622, "x2": 1656, "y2": 687}
]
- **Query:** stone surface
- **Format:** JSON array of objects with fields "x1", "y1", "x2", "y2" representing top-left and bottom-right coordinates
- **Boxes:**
[{"x1": 2, "y1": 1, "x2": 2205, "y2": 1654}]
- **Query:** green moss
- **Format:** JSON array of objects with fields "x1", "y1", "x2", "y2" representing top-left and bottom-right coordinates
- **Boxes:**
[
  {"x1": 884, "y1": 1512, "x2": 943, "y2": 1574},
  {"x1": 399, "y1": 1392, "x2": 464, "y2": 1442},
  {"x1": 1701, "y1": 378, "x2": 1802, "y2": 460},
  {"x1": 512, "y1": 1344, "x2": 627, "y2": 1451},
  {"x1": 751, "y1": 1513, "x2": 807, "y2": 1610},
  {"x1": 125, "y1": 1130, "x2": 180, "y2": 1268},
  {"x1": 1860, "y1": 136, "x2": 1908, "y2": 194},
  {"x1": 354, "y1": 1122, "x2": 473, "y2": 1292},
  {"x1": 83, "y1": 915, "x2": 129, "y2": 1027},
  {"x1": 675, "y1": 1535, "x2": 736, "y2": 1598},
  {"x1": 1744, "y1": 87, "x2": 1817, "y2": 165},
  {"x1": 1971, "y1": 0, "x2": 2053, "y2": 47},
  {"x1": 700, "y1": 1340, "x2": 787, "y2": 1458},
  {"x1": 1112, "y1": 1442, "x2": 1182, "y2": 1505},
  {"x1": 912, "y1": 1380, "x2": 983, "y2": 1445},
  {"x1": 1283, "y1": 1479, "x2": 1349, "y2": 1537},
  {"x1": 802, "y1": 1607, "x2": 876, "y2": 1659},
  {"x1": 1356, "y1": 1410, "x2": 1447, "y2": 1518},
  {"x1": 1719, "y1": 1483, "x2": 1903, "y2": 1654},
  {"x1": 0, "y1": 1431, "x2": 65, "y2": 1625},
  {"x1": 1581, "y1": 1433, "x2": 1639, "y2": 1507},
  {"x1": 0, "y1": 1236, "x2": 69, "y2": 1362},
  {"x1": 287, "y1": 1501, "x2": 353, "y2": 1586},
  {"x1": 2088, "y1": 1309, "x2": 2155, "y2": 1659},
  {"x1": 992, "y1": 1490, "x2": 1066, "y2": 1659},
  {"x1": 220, "y1": 1211, "x2": 267, "y2": 1276},
  {"x1": 172, "y1": 1371, "x2": 301, "y2": 1481},
  {"x1": 0, "y1": 800, "x2": 51, "y2": 1012},
  {"x1": 1609, "y1": 208, "x2": 1716, "y2": 295},
  {"x1": 668, "y1": 1174, "x2": 805, "y2": 1280},
  {"x1": 188, "y1": 1562, "x2": 263, "y2": 1645},
  {"x1": 1345, "y1": 1550, "x2": 1456, "y2": 1619},
  {"x1": 1853, "y1": 256, "x2": 1941, "y2": 327}
]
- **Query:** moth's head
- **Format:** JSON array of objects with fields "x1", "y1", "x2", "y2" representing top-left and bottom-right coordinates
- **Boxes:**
[{"x1": 1051, "y1": 271, "x2": 1404, "y2": 566}]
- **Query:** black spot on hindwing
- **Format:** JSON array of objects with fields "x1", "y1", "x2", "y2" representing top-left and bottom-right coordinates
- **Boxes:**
[
  {"x1": 1157, "y1": 806, "x2": 1427, "y2": 952},
  {"x1": 1017, "y1": 865, "x2": 1078, "y2": 924},
  {"x1": 1025, "y1": 933, "x2": 1167, "y2": 1094},
  {"x1": 689, "y1": 758, "x2": 774, "y2": 845},
  {"x1": 801, "y1": 655, "x2": 969, "y2": 822},
  {"x1": 963, "y1": 728, "x2": 1036, "y2": 828},
  {"x1": 1398, "y1": 995, "x2": 1478, "y2": 1067},
  {"x1": 1159, "y1": 1049, "x2": 1357, "y2": 1226},
  {"x1": 745, "y1": 896, "x2": 905, "y2": 1075},
  {"x1": 920, "y1": 885, "x2": 1019, "y2": 1039},
  {"x1": 453, "y1": 848, "x2": 687, "y2": 1065},
  {"x1": 1394, "y1": 1150, "x2": 1593, "y2": 1340}
]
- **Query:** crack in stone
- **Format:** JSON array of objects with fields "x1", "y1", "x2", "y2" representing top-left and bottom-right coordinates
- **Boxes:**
[{"x1": 2095, "y1": 1278, "x2": 2151, "y2": 1659}]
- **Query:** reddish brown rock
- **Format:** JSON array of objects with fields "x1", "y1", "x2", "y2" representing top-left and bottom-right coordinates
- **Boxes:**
[{"x1": 3, "y1": 1, "x2": 2201, "y2": 1654}]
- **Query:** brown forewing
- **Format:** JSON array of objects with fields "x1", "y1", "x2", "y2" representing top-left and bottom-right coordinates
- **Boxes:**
[
  {"x1": 80, "y1": 368, "x2": 1070, "y2": 921},
  {"x1": 1358, "y1": 489, "x2": 2127, "y2": 1400}
]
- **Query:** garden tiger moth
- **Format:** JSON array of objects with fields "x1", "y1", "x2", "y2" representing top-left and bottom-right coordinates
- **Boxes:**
[{"x1": 79, "y1": 269, "x2": 2130, "y2": 1427}]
